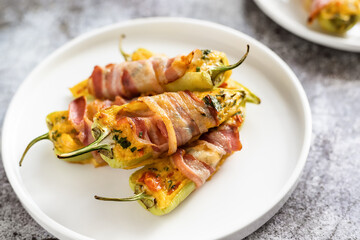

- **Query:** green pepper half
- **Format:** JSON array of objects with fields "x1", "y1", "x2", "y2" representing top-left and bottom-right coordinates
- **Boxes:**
[{"x1": 19, "y1": 111, "x2": 92, "y2": 166}]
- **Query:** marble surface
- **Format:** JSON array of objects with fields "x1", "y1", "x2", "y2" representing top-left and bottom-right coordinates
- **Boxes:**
[{"x1": 0, "y1": 0, "x2": 359, "y2": 239}]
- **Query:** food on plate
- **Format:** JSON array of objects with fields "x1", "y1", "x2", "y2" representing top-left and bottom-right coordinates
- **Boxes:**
[
  {"x1": 19, "y1": 79, "x2": 255, "y2": 168},
  {"x1": 305, "y1": 0, "x2": 360, "y2": 33},
  {"x1": 19, "y1": 96, "x2": 127, "y2": 167},
  {"x1": 70, "y1": 46, "x2": 249, "y2": 100},
  {"x1": 94, "y1": 108, "x2": 251, "y2": 215},
  {"x1": 58, "y1": 88, "x2": 259, "y2": 169},
  {"x1": 19, "y1": 40, "x2": 260, "y2": 215},
  {"x1": 20, "y1": 45, "x2": 252, "y2": 168}
]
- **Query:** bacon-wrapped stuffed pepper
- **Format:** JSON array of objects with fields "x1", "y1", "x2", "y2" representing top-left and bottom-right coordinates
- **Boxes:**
[
  {"x1": 18, "y1": 110, "x2": 93, "y2": 165},
  {"x1": 58, "y1": 88, "x2": 260, "y2": 169},
  {"x1": 306, "y1": 0, "x2": 360, "y2": 33},
  {"x1": 19, "y1": 96, "x2": 127, "y2": 167},
  {"x1": 94, "y1": 115, "x2": 246, "y2": 215},
  {"x1": 71, "y1": 46, "x2": 249, "y2": 100}
]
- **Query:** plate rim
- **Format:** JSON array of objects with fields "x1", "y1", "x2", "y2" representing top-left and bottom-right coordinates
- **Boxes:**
[
  {"x1": 2, "y1": 17, "x2": 312, "y2": 240},
  {"x1": 253, "y1": 0, "x2": 360, "y2": 52}
]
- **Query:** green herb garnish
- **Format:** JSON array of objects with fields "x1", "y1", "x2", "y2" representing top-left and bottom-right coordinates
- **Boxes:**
[
  {"x1": 201, "y1": 49, "x2": 211, "y2": 60},
  {"x1": 216, "y1": 93, "x2": 226, "y2": 99},
  {"x1": 168, "y1": 180, "x2": 173, "y2": 189},
  {"x1": 51, "y1": 130, "x2": 61, "y2": 140},
  {"x1": 202, "y1": 49, "x2": 211, "y2": 55},
  {"x1": 203, "y1": 95, "x2": 222, "y2": 111},
  {"x1": 113, "y1": 135, "x2": 131, "y2": 149}
]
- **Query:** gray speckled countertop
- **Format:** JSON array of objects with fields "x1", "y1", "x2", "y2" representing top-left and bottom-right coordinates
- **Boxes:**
[{"x1": 1, "y1": 0, "x2": 359, "y2": 239}]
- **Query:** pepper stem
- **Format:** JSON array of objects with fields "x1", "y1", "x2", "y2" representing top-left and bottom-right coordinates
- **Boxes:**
[
  {"x1": 19, "y1": 133, "x2": 49, "y2": 167},
  {"x1": 210, "y1": 44, "x2": 250, "y2": 85},
  {"x1": 57, "y1": 128, "x2": 111, "y2": 159},
  {"x1": 94, "y1": 192, "x2": 151, "y2": 202},
  {"x1": 119, "y1": 34, "x2": 131, "y2": 62}
]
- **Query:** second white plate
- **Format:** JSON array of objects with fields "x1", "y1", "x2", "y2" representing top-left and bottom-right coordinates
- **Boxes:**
[
  {"x1": 2, "y1": 18, "x2": 311, "y2": 240},
  {"x1": 254, "y1": 0, "x2": 360, "y2": 52}
]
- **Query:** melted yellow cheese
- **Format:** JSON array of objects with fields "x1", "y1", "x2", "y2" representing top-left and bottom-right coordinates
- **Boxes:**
[
  {"x1": 131, "y1": 48, "x2": 154, "y2": 61},
  {"x1": 111, "y1": 123, "x2": 155, "y2": 169},
  {"x1": 188, "y1": 49, "x2": 229, "y2": 71},
  {"x1": 47, "y1": 111, "x2": 83, "y2": 153},
  {"x1": 195, "y1": 88, "x2": 246, "y2": 123},
  {"x1": 130, "y1": 158, "x2": 192, "y2": 210},
  {"x1": 46, "y1": 111, "x2": 104, "y2": 167},
  {"x1": 95, "y1": 104, "x2": 156, "y2": 169},
  {"x1": 69, "y1": 79, "x2": 90, "y2": 98}
]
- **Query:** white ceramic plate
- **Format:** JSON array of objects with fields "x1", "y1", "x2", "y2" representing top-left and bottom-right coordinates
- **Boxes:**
[
  {"x1": 254, "y1": 0, "x2": 360, "y2": 52},
  {"x1": 2, "y1": 18, "x2": 311, "y2": 240}
]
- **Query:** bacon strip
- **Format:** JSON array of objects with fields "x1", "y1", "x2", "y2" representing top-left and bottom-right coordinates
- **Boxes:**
[
  {"x1": 164, "y1": 54, "x2": 192, "y2": 82},
  {"x1": 172, "y1": 149, "x2": 213, "y2": 188},
  {"x1": 139, "y1": 97, "x2": 177, "y2": 154},
  {"x1": 88, "y1": 51, "x2": 195, "y2": 100},
  {"x1": 68, "y1": 96, "x2": 88, "y2": 143},
  {"x1": 171, "y1": 119, "x2": 242, "y2": 188},
  {"x1": 68, "y1": 96, "x2": 127, "y2": 164},
  {"x1": 89, "y1": 66, "x2": 104, "y2": 99},
  {"x1": 137, "y1": 91, "x2": 216, "y2": 155},
  {"x1": 130, "y1": 116, "x2": 169, "y2": 153},
  {"x1": 201, "y1": 124, "x2": 242, "y2": 153}
]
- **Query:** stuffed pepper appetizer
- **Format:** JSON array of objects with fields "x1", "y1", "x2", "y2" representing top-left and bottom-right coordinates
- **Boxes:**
[
  {"x1": 305, "y1": 0, "x2": 360, "y2": 33},
  {"x1": 20, "y1": 44, "x2": 252, "y2": 169},
  {"x1": 19, "y1": 96, "x2": 127, "y2": 167},
  {"x1": 58, "y1": 87, "x2": 259, "y2": 169},
  {"x1": 94, "y1": 107, "x2": 253, "y2": 215},
  {"x1": 70, "y1": 45, "x2": 249, "y2": 100}
]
